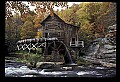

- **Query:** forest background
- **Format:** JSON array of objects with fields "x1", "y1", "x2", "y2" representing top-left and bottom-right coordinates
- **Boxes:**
[{"x1": 5, "y1": 2, "x2": 116, "y2": 52}]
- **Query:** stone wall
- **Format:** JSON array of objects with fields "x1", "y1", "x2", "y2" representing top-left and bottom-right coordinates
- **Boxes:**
[{"x1": 83, "y1": 24, "x2": 116, "y2": 67}]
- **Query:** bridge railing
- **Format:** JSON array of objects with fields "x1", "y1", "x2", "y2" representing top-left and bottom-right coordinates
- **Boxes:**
[
  {"x1": 17, "y1": 38, "x2": 58, "y2": 44},
  {"x1": 16, "y1": 38, "x2": 59, "y2": 51},
  {"x1": 70, "y1": 41, "x2": 84, "y2": 47}
]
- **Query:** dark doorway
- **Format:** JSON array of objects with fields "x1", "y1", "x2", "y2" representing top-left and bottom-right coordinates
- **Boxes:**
[
  {"x1": 71, "y1": 38, "x2": 76, "y2": 44},
  {"x1": 45, "y1": 33, "x2": 49, "y2": 38}
]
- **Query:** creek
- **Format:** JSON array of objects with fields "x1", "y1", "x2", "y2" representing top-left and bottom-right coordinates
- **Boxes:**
[{"x1": 5, "y1": 59, "x2": 116, "y2": 77}]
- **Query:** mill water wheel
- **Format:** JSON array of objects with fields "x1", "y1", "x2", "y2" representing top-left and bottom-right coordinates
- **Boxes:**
[{"x1": 45, "y1": 41, "x2": 73, "y2": 64}]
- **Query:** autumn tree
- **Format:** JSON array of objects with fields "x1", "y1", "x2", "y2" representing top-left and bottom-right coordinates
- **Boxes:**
[
  {"x1": 69, "y1": 4, "x2": 80, "y2": 26},
  {"x1": 5, "y1": 14, "x2": 23, "y2": 52},
  {"x1": 5, "y1": 1, "x2": 68, "y2": 19},
  {"x1": 58, "y1": 4, "x2": 79, "y2": 26},
  {"x1": 28, "y1": 2, "x2": 68, "y2": 16},
  {"x1": 57, "y1": 2, "x2": 116, "y2": 46},
  {"x1": 5, "y1": 1, "x2": 30, "y2": 19},
  {"x1": 58, "y1": 9, "x2": 73, "y2": 24},
  {"x1": 77, "y1": 2, "x2": 116, "y2": 38},
  {"x1": 20, "y1": 14, "x2": 36, "y2": 39},
  {"x1": 33, "y1": 13, "x2": 45, "y2": 38},
  {"x1": 5, "y1": 1, "x2": 116, "y2": 52},
  {"x1": 95, "y1": 2, "x2": 116, "y2": 37}
]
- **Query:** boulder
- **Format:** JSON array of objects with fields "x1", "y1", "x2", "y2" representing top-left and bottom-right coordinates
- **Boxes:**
[
  {"x1": 38, "y1": 63, "x2": 55, "y2": 69},
  {"x1": 86, "y1": 44, "x2": 100, "y2": 56},
  {"x1": 103, "y1": 50, "x2": 116, "y2": 54},
  {"x1": 36, "y1": 62, "x2": 64, "y2": 69},
  {"x1": 62, "y1": 67, "x2": 72, "y2": 70},
  {"x1": 92, "y1": 61, "x2": 102, "y2": 66},
  {"x1": 81, "y1": 24, "x2": 116, "y2": 67},
  {"x1": 104, "y1": 53, "x2": 116, "y2": 58},
  {"x1": 101, "y1": 62, "x2": 116, "y2": 68},
  {"x1": 104, "y1": 44, "x2": 116, "y2": 50}
]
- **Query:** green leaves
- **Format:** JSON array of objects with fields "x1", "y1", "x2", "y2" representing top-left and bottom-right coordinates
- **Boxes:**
[
  {"x1": 57, "y1": 2, "x2": 116, "y2": 47},
  {"x1": 5, "y1": 2, "x2": 116, "y2": 52},
  {"x1": 20, "y1": 20, "x2": 36, "y2": 39}
]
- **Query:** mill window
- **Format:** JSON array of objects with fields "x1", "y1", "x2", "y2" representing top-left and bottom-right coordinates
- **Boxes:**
[
  {"x1": 71, "y1": 38, "x2": 76, "y2": 44},
  {"x1": 58, "y1": 23, "x2": 61, "y2": 28},
  {"x1": 45, "y1": 33, "x2": 49, "y2": 38},
  {"x1": 45, "y1": 24, "x2": 48, "y2": 30},
  {"x1": 58, "y1": 32, "x2": 61, "y2": 37}
]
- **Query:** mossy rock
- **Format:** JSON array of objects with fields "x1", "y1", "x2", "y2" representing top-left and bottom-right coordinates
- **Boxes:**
[
  {"x1": 38, "y1": 63, "x2": 55, "y2": 69},
  {"x1": 77, "y1": 57, "x2": 92, "y2": 66}
]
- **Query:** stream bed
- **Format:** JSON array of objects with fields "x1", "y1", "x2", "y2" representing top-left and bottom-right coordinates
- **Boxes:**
[{"x1": 5, "y1": 59, "x2": 116, "y2": 77}]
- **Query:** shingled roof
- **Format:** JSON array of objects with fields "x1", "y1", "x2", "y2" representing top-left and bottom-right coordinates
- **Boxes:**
[
  {"x1": 41, "y1": 13, "x2": 65, "y2": 25},
  {"x1": 40, "y1": 13, "x2": 79, "y2": 28}
]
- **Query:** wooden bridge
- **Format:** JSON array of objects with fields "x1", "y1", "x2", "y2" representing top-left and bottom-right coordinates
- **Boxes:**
[{"x1": 16, "y1": 37, "x2": 84, "y2": 64}]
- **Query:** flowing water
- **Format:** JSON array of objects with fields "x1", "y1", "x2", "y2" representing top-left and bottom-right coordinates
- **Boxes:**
[{"x1": 5, "y1": 59, "x2": 116, "y2": 77}]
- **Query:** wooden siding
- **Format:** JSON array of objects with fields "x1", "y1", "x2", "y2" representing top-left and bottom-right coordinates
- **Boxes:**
[{"x1": 41, "y1": 13, "x2": 80, "y2": 47}]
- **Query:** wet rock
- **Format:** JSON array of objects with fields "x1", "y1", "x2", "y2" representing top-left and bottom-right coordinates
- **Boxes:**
[
  {"x1": 108, "y1": 24, "x2": 116, "y2": 30},
  {"x1": 101, "y1": 38, "x2": 109, "y2": 44},
  {"x1": 104, "y1": 53, "x2": 116, "y2": 58},
  {"x1": 42, "y1": 67, "x2": 67, "y2": 72},
  {"x1": 101, "y1": 62, "x2": 116, "y2": 68},
  {"x1": 103, "y1": 50, "x2": 116, "y2": 54},
  {"x1": 104, "y1": 44, "x2": 116, "y2": 50},
  {"x1": 37, "y1": 63, "x2": 55, "y2": 69},
  {"x1": 36, "y1": 62, "x2": 64, "y2": 69},
  {"x1": 62, "y1": 67, "x2": 72, "y2": 70},
  {"x1": 109, "y1": 60, "x2": 116, "y2": 63},
  {"x1": 86, "y1": 44, "x2": 100, "y2": 56},
  {"x1": 5, "y1": 60, "x2": 16, "y2": 63},
  {"x1": 92, "y1": 61, "x2": 102, "y2": 66}
]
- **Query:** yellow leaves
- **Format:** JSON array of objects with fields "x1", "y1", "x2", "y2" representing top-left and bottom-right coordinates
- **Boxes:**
[
  {"x1": 35, "y1": 31, "x2": 43, "y2": 38},
  {"x1": 33, "y1": 14, "x2": 43, "y2": 29},
  {"x1": 33, "y1": 16, "x2": 41, "y2": 23},
  {"x1": 29, "y1": 2, "x2": 68, "y2": 16},
  {"x1": 34, "y1": 24, "x2": 41, "y2": 29},
  {"x1": 50, "y1": 9, "x2": 54, "y2": 16}
]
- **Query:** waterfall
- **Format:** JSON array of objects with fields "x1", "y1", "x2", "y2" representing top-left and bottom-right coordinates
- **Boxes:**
[{"x1": 60, "y1": 41, "x2": 74, "y2": 64}]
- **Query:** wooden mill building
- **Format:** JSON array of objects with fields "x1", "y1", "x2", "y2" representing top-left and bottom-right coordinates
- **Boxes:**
[{"x1": 40, "y1": 13, "x2": 84, "y2": 49}]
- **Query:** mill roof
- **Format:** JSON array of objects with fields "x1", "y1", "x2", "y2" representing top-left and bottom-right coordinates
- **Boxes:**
[{"x1": 41, "y1": 13, "x2": 79, "y2": 28}]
